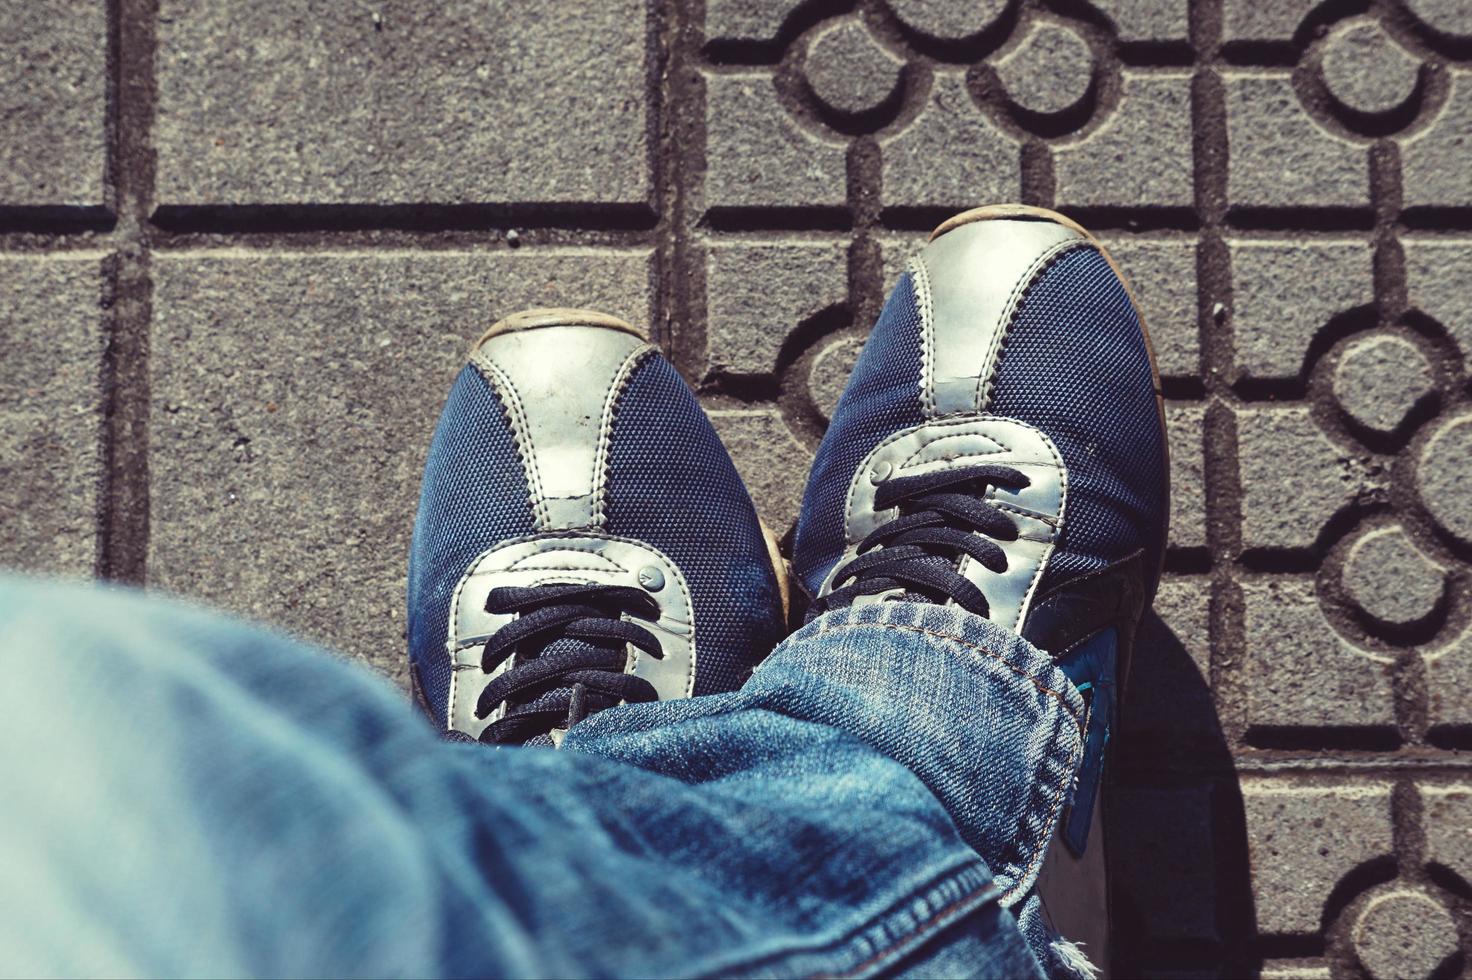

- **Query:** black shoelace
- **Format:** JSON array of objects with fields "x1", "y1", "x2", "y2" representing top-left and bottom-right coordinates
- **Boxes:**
[
  {"x1": 473, "y1": 582, "x2": 664, "y2": 745},
  {"x1": 812, "y1": 463, "x2": 1032, "y2": 620}
]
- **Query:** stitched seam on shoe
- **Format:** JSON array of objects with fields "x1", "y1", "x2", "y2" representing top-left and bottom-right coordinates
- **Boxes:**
[
  {"x1": 471, "y1": 352, "x2": 549, "y2": 528},
  {"x1": 1014, "y1": 428, "x2": 1067, "y2": 621},
  {"x1": 592, "y1": 344, "x2": 656, "y2": 530},
  {"x1": 909, "y1": 256, "x2": 937, "y2": 419},
  {"x1": 976, "y1": 240, "x2": 1092, "y2": 411}
]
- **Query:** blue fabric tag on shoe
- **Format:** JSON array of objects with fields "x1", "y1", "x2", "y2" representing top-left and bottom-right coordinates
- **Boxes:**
[{"x1": 1054, "y1": 628, "x2": 1116, "y2": 857}]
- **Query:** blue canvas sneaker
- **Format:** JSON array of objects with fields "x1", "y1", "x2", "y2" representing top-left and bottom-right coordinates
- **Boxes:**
[
  {"x1": 792, "y1": 205, "x2": 1170, "y2": 966},
  {"x1": 408, "y1": 308, "x2": 790, "y2": 748}
]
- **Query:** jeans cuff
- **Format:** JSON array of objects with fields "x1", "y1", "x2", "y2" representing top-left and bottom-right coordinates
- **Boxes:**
[{"x1": 771, "y1": 600, "x2": 1085, "y2": 905}]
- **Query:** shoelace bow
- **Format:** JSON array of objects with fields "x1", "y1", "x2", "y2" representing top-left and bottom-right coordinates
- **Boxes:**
[
  {"x1": 474, "y1": 582, "x2": 664, "y2": 745},
  {"x1": 814, "y1": 463, "x2": 1032, "y2": 620}
]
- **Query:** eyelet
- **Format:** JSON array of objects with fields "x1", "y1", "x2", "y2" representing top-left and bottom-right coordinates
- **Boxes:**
[{"x1": 637, "y1": 566, "x2": 666, "y2": 591}]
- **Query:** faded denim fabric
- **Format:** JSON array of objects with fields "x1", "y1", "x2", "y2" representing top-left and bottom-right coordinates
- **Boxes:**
[{"x1": 0, "y1": 577, "x2": 1083, "y2": 979}]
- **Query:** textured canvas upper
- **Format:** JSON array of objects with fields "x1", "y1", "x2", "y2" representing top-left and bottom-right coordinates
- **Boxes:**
[
  {"x1": 408, "y1": 364, "x2": 538, "y2": 717},
  {"x1": 792, "y1": 219, "x2": 1167, "y2": 615},
  {"x1": 408, "y1": 338, "x2": 784, "y2": 729},
  {"x1": 792, "y1": 274, "x2": 927, "y2": 598}
]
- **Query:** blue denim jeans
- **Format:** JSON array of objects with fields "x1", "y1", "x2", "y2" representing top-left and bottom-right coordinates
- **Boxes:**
[{"x1": 0, "y1": 577, "x2": 1085, "y2": 978}]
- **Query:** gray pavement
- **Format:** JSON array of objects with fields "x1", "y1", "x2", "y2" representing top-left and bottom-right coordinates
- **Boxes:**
[{"x1": 3, "y1": 1, "x2": 1471, "y2": 976}]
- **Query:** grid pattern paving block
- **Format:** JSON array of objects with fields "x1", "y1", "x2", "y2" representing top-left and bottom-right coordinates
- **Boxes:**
[
  {"x1": 148, "y1": 249, "x2": 653, "y2": 678},
  {"x1": 1091, "y1": 0, "x2": 1191, "y2": 44},
  {"x1": 154, "y1": 0, "x2": 651, "y2": 206},
  {"x1": 1400, "y1": 70, "x2": 1472, "y2": 211},
  {"x1": 1403, "y1": 239, "x2": 1472, "y2": 370},
  {"x1": 1237, "y1": 406, "x2": 1384, "y2": 552},
  {"x1": 704, "y1": 239, "x2": 848, "y2": 378},
  {"x1": 1422, "y1": 624, "x2": 1472, "y2": 729},
  {"x1": 702, "y1": 72, "x2": 847, "y2": 212},
  {"x1": 1229, "y1": 239, "x2": 1374, "y2": 383},
  {"x1": 1053, "y1": 72, "x2": 1195, "y2": 210},
  {"x1": 881, "y1": 71, "x2": 1020, "y2": 212},
  {"x1": 0, "y1": 0, "x2": 108, "y2": 206},
  {"x1": 1225, "y1": 73, "x2": 1368, "y2": 211},
  {"x1": 1241, "y1": 577, "x2": 1396, "y2": 731},
  {"x1": 1420, "y1": 783, "x2": 1472, "y2": 884},
  {"x1": 0, "y1": 255, "x2": 105, "y2": 576},
  {"x1": 1243, "y1": 779, "x2": 1395, "y2": 937}
]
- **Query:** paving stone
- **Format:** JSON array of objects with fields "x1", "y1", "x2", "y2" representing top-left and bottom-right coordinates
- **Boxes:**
[
  {"x1": 1423, "y1": 625, "x2": 1472, "y2": 729},
  {"x1": 1405, "y1": 0, "x2": 1472, "y2": 39},
  {"x1": 1402, "y1": 239, "x2": 1472, "y2": 368},
  {"x1": 1401, "y1": 69, "x2": 1472, "y2": 210},
  {"x1": 1222, "y1": 0, "x2": 1318, "y2": 43},
  {"x1": 706, "y1": 407, "x2": 811, "y2": 533},
  {"x1": 802, "y1": 18, "x2": 903, "y2": 117},
  {"x1": 1122, "y1": 575, "x2": 1214, "y2": 737},
  {"x1": 154, "y1": 0, "x2": 649, "y2": 205},
  {"x1": 1111, "y1": 782, "x2": 1219, "y2": 943},
  {"x1": 808, "y1": 334, "x2": 864, "y2": 421},
  {"x1": 1225, "y1": 73, "x2": 1368, "y2": 210},
  {"x1": 1321, "y1": 20, "x2": 1421, "y2": 117},
  {"x1": 148, "y1": 249, "x2": 653, "y2": 678},
  {"x1": 704, "y1": 239, "x2": 849, "y2": 377},
  {"x1": 1237, "y1": 406, "x2": 1383, "y2": 552},
  {"x1": 887, "y1": 0, "x2": 1007, "y2": 41},
  {"x1": 1420, "y1": 784, "x2": 1472, "y2": 883},
  {"x1": 1332, "y1": 334, "x2": 1435, "y2": 435},
  {"x1": 1241, "y1": 577, "x2": 1397, "y2": 730},
  {"x1": 1099, "y1": 235, "x2": 1199, "y2": 379},
  {"x1": 1343, "y1": 525, "x2": 1446, "y2": 628},
  {"x1": 1054, "y1": 72, "x2": 1194, "y2": 209},
  {"x1": 0, "y1": 256, "x2": 104, "y2": 576},
  {"x1": 0, "y1": 0, "x2": 107, "y2": 206},
  {"x1": 1351, "y1": 889, "x2": 1459, "y2": 980},
  {"x1": 994, "y1": 22, "x2": 1094, "y2": 116},
  {"x1": 1416, "y1": 411, "x2": 1472, "y2": 547},
  {"x1": 704, "y1": 0, "x2": 799, "y2": 44},
  {"x1": 1166, "y1": 402, "x2": 1206, "y2": 551},
  {"x1": 880, "y1": 71, "x2": 1019, "y2": 211},
  {"x1": 1242, "y1": 779, "x2": 1394, "y2": 936},
  {"x1": 1092, "y1": 0, "x2": 1191, "y2": 44},
  {"x1": 704, "y1": 72, "x2": 848, "y2": 211},
  {"x1": 1230, "y1": 240, "x2": 1374, "y2": 382}
]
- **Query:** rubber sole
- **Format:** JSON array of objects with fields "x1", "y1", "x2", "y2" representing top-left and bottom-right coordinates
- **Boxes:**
[{"x1": 475, "y1": 307, "x2": 649, "y2": 349}]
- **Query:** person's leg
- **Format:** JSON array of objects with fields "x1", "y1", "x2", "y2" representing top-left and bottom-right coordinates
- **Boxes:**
[{"x1": 0, "y1": 576, "x2": 1066, "y2": 979}]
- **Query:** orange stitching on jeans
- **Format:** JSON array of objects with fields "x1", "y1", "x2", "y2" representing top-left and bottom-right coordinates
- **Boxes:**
[{"x1": 812, "y1": 621, "x2": 1082, "y2": 722}]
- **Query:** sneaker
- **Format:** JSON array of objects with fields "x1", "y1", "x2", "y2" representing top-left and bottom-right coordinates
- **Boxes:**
[
  {"x1": 408, "y1": 308, "x2": 789, "y2": 748},
  {"x1": 791, "y1": 205, "x2": 1170, "y2": 969}
]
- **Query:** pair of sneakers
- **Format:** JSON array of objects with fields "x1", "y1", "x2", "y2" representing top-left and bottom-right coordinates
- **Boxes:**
[{"x1": 406, "y1": 204, "x2": 1169, "y2": 961}]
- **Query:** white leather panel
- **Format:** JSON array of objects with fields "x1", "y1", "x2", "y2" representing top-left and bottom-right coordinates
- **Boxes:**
[
  {"x1": 445, "y1": 533, "x2": 696, "y2": 740},
  {"x1": 821, "y1": 416, "x2": 1068, "y2": 633},
  {"x1": 912, "y1": 219, "x2": 1087, "y2": 416},
  {"x1": 470, "y1": 326, "x2": 653, "y2": 530}
]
